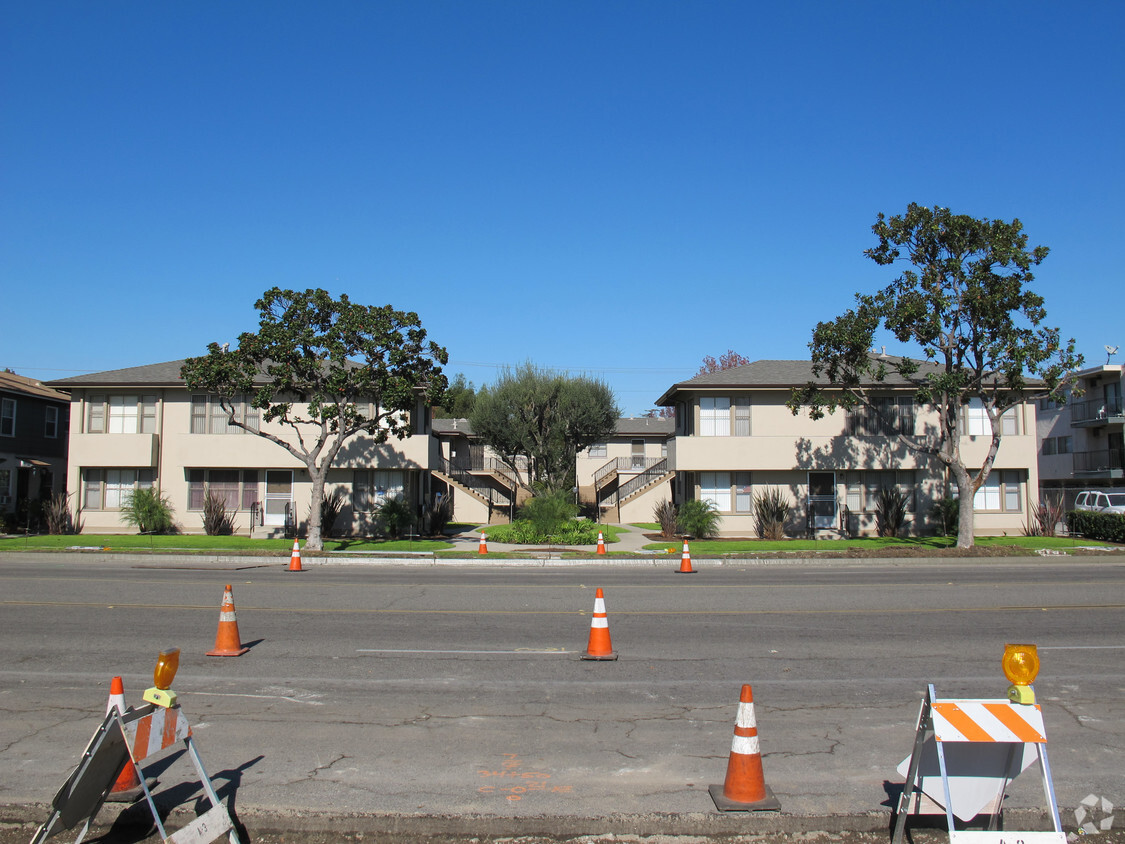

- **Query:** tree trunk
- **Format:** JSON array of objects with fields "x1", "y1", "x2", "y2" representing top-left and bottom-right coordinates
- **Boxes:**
[
  {"x1": 955, "y1": 475, "x2": 976, "y2": 550},
  {"x1": 306, "y1": 463, "x2": 325, "y2": 551}
]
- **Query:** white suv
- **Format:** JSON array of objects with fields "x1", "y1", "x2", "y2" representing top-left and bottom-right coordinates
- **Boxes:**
[{"x1": 1074, "y1": 490, "x2": 1125, "y2": 515}]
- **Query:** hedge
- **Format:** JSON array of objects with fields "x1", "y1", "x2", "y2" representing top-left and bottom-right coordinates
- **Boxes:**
[{"x1": 1065, "y1": 510, "x2": 1125, "y2": 543}]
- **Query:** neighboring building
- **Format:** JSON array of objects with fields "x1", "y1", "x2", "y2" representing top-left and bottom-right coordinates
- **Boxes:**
[
  {"x1": 577, "y1": 417, "x2": 674, "y2": 523},
  {"x1": 431, "y1": 418, "x2": 520, "y2": 525},
  {"x1": 655, "y1": 359, "x2": 1040, "y2": 537},
  {"x1": 49, "y1": 361, "x2": 437, "y2": 536},
  {"x1": 1038, "y1": 364, "x2": 1124, "y2": 509},
  {"x1": 0, "y1": 370, "x2": 70, "y2": 524}
]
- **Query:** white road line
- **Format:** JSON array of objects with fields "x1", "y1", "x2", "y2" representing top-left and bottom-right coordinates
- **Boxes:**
[
  {"x1": 1039, "y1": 645, "x2": 1125, "y2": 650},
  {"x1": 356, "y1": 648, "x2": 573, "y2": 655}
]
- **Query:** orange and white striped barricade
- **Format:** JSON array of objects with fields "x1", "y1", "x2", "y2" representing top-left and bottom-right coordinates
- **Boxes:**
[
  {"x1": 892, "y1": 684, "x2": 1064, "y2": 844},
  {"x1": 30, "y1": 703, "x2": 241, "y2": 844}
]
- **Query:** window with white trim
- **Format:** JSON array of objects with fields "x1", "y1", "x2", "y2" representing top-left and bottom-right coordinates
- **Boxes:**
[
  {"x1": 848, "y1": 397, "x2": 915, "y2": 436},
  {"x1": 190, "y1": 395, "x2": 260, "y2": 434},
  {"x1": 965, "y1": 398, "x2": 990, "y2": 436},
  {"x1": 82, "y1": 468, "x2": 154, "y2": 510},
  {"x1": 1, "y1": 398, "x2": 15, "y2": 437},
  {"x1": 588, "y1": 442, "x2": 607, "y2": 458},
  {"x1": 44, "y1": 406, "x2": 59, "y2": 438},
  {"x1": 87, "y1": 395, "x2": 158, "y2": 434},
  {"x1": 700, "y1": 471, "x2": 731, "y2": 511},
  {"x1": 354, "y1": 470, "x2": 405, "y2": 511},
  {"x1": 972, "y1": 470, "x2": 1022, "y2": 512},
  {"x1": 699, "y1": 397, "x2": 731, "y2": 437},
  {"x1": 844, "y1": 470, "x2": 916, "y2": 512},
  {"x1": 187, "y1": 469, "x2": 260, "y2": 510},
  {"x1": 734, "y1": 471, "x2": 752, "y2": 513}
]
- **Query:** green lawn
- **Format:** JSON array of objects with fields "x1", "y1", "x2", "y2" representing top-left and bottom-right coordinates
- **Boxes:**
[
  {"x1": 0, "y1": 533, "x2": 453, "y2": 553},
  {"x1": 641, "y1": 535, "x2": 1120, "y2": 554}
]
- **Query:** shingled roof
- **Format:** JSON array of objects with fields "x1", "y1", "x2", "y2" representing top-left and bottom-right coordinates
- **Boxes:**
[{"x1": 0, "y1": 369, "x2": 71, "y2": 402}]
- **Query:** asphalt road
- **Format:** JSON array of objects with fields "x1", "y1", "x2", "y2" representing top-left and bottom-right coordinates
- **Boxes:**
[{"x1": 2, "y1": 552, "x2": 1123, "y2": 842}]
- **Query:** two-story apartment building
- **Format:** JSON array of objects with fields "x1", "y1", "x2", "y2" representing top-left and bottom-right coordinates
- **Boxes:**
[
  {"x1": 576, "y1": 417, "x2": 674, "y2": 523},
  {"x1": 50, "y1": 361, "x2": 437, "y2": 536},
  {"x1": 655, "y1": 360, "x2": 1040, "y2": 537},
  {"x1": 1038, "y1": 363, "x2": 1124, "y2": 508},
  {"x1": 0, "y1": 370, "x2": 70, "y2": 522}
]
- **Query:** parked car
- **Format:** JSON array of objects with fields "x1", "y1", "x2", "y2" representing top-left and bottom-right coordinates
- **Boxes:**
[{"x1": 1074, "y1": 490, "x2": 1125, "y2": 515}]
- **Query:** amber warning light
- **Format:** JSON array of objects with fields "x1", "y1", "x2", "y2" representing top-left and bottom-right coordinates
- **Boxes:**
[
  {"x1": 1003, "y1": 643, "x2": 1039, "y2": 705},
  {"x1": 143, "y1": 647, "x2": 180, "y2": 708}
]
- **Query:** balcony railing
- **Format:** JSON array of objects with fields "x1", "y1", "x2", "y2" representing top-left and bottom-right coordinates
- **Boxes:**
[
  {"x1": 1073, "y1": 448, "x2": 1125, "y2": 474},
  {"x1": 1070, "y1": 395, "x2": 1124, "y2": 426},
  {"x1": 435, "y1": 456, "x2": 513, "y2": 506},
  {"x1": 593, "y1": 456, "x2": 665, "y2": 488}
]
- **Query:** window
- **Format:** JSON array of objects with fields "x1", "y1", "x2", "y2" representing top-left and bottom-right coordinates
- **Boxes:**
[
  {"x1": 848, "y1": 397, "x2": 914, "y2": 436},
  {"x1": 87, "y1": 395, "x2": 157, "y2": 434},
  {"x1": 700, "y1": 471, "x2": 731, "y2": 511},
  {"x1": 588, "y1": 442, "x2": 607, "y2": 458},
  {"x1": 965, "y1": 398, "x2": 990, "y2": 436},
  {"x1": 1041, "y1": 436, "x2": 1072, "y2": 456},
  {"x1": 734, "y1": 472, "x2": 752, "y2": 513},
  {"x1": 187, "y1": 469, "x2": 260, "y2": 510},
  {"x1": 1000, "y1": 408, "x2": 1019, "y2": 436},
  {"x1": 82, "y1": 468, "x2": 154, "y2": 510},
  {"x1": 699, "y1": 397, "x2": 731, "y2": 437},
  {"x1": 44, "y1": 406, "x2": 59, "y2": 438},
  {"x1": 190, "y1": 395, "x2": 260, "y2": 434},
  {"x1": 733, "y1": 398, "x2": 751, "y2": 436},
  {"x1": 973, "y1": 470, "x2": 1021, "y2": 512},
  {"x1": 354, "y1": 470, "x2": 405, "y2": 511},
  {"x1": 847, "y1": 470, "x2": 916, "y2": 512},
  {"x1": 1, "y1": 398, "x2": 14, "y2": 437}
]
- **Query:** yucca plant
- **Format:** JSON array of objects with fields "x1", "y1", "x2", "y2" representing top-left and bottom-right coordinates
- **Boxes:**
[
  {"x1": 1026, "y1": 496, "x2": 1065, "y2": 537},
  {"x1": 318, "y1": 488, "x2": 345, "y2": 538},
  {"x1": 875, "y1": 486, "x2": 908, "y2": 538},
  {"x1": 44, "y1": 491, "x2": 77, "y2": 535},
  {"x1": 653, "y1": 499, "x2": 678, "y2": 539},
  {"x1": 753, "y1": 487, "x2": 789, "y2": 540},
  {"x1": 421, "y1": 492, "x2": 454, "y2": 536},
  {"x1": 202, "y1": 491, "x2": 236, "y2": 536},
  {"x1": 374, "y1": 495, "x2": 416, "y2": 539}
]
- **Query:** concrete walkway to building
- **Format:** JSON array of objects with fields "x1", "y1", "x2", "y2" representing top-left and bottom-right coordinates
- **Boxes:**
[{"x1": 446, "y1": 522, "x2": 666, "y2": 556}]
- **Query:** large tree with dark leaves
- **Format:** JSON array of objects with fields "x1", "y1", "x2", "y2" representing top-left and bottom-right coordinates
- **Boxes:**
[
  {"x1": 181, "y1": 288, "x2": 447, "y2": 550},
  {"x1": 787, "y1": 204, "x2": 1081, "y2": 548}
]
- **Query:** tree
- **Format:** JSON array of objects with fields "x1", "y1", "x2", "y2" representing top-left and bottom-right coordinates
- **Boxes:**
[
  {"x1": 181, "y1": 288, "x2": 448, "y2": 550},
  {"x1": 698, "y1": 349, "x2": 751, "y2": 374},
  {"x1": 787, "y1": 204, "x2": 1081, "y2": 549},
  {"x1": 470, "y1": 362, "x2": 619, "y2": 492},
  {"x1": 432, "y1": 373, "x2": 477, "y2": 419}
]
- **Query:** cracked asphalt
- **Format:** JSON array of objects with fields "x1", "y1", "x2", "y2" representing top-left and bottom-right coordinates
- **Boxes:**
[{"x1": 2, "y1": 552, "x2": 1123, "y2": 842}]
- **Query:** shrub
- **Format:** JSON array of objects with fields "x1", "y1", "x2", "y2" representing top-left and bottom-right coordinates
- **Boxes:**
[
  {"x1": 316, "y1": 488, "x2": 345, "y2": 538},
  {"x1": 202, "y1": 491, "x2": 237, "y2": 536},
  {"x1": 753, "y1": 487, "x2": 789, "y2": 540},
  {"x1": 44, "y1": 492, "x2": 78, "y2": 535},
  {"x1": 933, "y1": 497, "x2": 960, "y2": 537},
  {"x1": 421, "y1": 493, "x2": 454, "y2": 536},
  {"x1": 1025, "y1": 496, "x2": 1065, "y2": 537},
  {"x1": 653, "y1": 499, "x2": 678, "y2": 540},
  {"x1": 875, "y1": 486, "x2": 908, "y2": 538},
  {"x1": 121, "y1": 487, "x2": 175, "y2": 534},
  {"x1": 518, "y1": 489, "x2": 579, "y2": 536},
  {"x1": 1066, "y1": 510, "x2": 1125, "y2": 543},
  {"x1": 677, "y1": 498, "x2": 721, "y2": 539},
  {"x1": 485, "y1": 518, "x2": 601, "y2": 545},
  {"x1": 374, "y1": 495, "x2": 416, "y2": 539}
]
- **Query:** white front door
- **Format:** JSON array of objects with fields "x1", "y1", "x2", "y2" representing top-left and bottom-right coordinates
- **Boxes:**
[{"x1": 264, "y1": 470, "x2": 292, "y2": 527}]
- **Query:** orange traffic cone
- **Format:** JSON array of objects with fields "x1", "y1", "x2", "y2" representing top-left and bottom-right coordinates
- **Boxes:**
[
  {"x1": 479, "y1": 533, "x2": 488, "y2": 555},
  {"x1": 596, "y1": 532, "x2": 607, "y2": 555},
  {"x1": 206, "y1": 584, "x2": 250, "y2": 657},
  {"x1": 709, "y1": 684, "x2": 780, "y2": 811},
  {"x1": 580, "y1": 587, "x2": 617, "y2": 661},
  {"x1": 677, "y1": 539, "x2": 695, "y2": 574},
  {"x1": 104, "y1": 676, "x2": 147, "y2": 802},
  {"x1": 288, "y1": 538, "x2": 303, "y2": 572}
]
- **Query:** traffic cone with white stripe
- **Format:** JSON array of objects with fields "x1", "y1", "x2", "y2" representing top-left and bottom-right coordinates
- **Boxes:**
[
  {"x1": 288, "y1": 538, "x2": 303, "y2": 572},
  {"x1": 677, "y1": 538, "x2": 695, "y2": 574},
  {"x1": 479, "y1": 533, "x2": 488, "y2": 554},
  {"x1": 580, "y1": 587, "x2": 617, "y2": 661},
  {"x1": 206, "y1": 584, "x2": 250, "y2": 657},
  {"x1": 596, "y1": 531, "x2": 607, "y2": 555},
  {"x1": 709, "y1": 684, "x2": 780, "y2": 811},
  {"x1": 104, "y1": 676, "x2": 149, "y2": 802}
]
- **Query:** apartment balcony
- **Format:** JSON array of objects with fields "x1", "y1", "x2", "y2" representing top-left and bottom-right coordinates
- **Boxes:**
[
  {"x1": 69, "y1": 433, "x2": 159, "y2": 468},
  {"x1": 1073, "y1": 448, "x2": 1125, "y2": 479},
  {"x1": 1070, "y1": 396, "x2": 1124, "y2": 428}
]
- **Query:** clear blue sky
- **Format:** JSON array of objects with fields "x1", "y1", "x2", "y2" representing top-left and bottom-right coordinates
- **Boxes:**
[{"x1": 3, "y1": 1, "x2": 1121, "y2": 415}]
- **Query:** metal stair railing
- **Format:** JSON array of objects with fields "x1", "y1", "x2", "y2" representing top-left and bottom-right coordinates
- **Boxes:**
[
  {"x1": 436, "y1": 456, "x2": 512, "y2": 507},
  {"x1": 614, "y1": 458, "x2": 670, "y2": 505}
]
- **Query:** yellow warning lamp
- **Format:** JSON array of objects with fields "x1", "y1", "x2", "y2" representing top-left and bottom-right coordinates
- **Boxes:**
[
  {"x1": 1002, "y1": 643, "x2": 1039, "y2": 705},
  {"x1": 142, "y1": 647, "x2": 180, "y2": 708}
]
